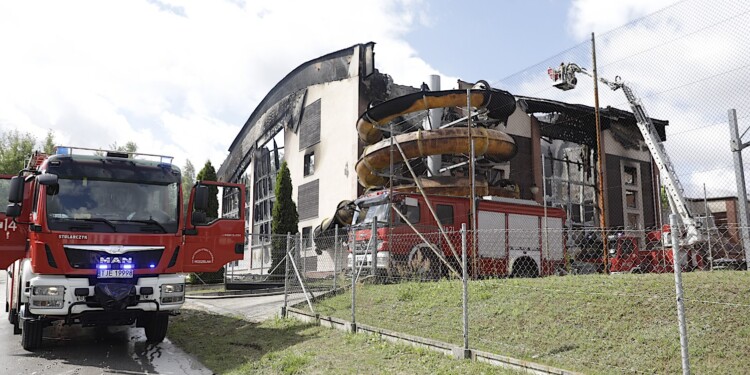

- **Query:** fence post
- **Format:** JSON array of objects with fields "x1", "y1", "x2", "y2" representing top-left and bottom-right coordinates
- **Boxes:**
[
  {"x1": 728, "y1": 108, "x2": 750, "y2": 270},
  {"x1": 299, "y1": 231, "x2": 305, "y2": 281},
  {"x1": 371, "y1": 218, "x2": 378, "y2": 277},
  {"x1": 461, "y1": 223, "x2": 469, "y2": 352},
  {"x1": 283, "y1": 233, "x2": 291, "y2": 317},
  {"x1": 351, "y1": 228, "x2": 357, "y2": 328},
  {"x1": 670, "y1": 214, "x2": 691, "y2": 375},
  {"x1": 333, "y1": 225, "x2": 339, "y2": 291}
]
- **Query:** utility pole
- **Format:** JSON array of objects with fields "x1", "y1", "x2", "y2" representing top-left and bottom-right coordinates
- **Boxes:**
[
  {"x1": 728, "y1": 108, "x2": 750, "y2": 270},
  {"x1": 591, "y1": 32, "x2": 609, "y2": 273}
]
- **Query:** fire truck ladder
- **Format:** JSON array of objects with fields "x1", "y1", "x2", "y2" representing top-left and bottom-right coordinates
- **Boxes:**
[{"x1": 551, "y1": 63, "x2": 702, "y2": 245}]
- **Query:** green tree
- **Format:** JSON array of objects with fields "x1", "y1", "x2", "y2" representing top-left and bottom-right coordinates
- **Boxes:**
[
  {"x1": 42, "y1": 130, "x2": 56, "y2": 155},
  {"x1": 270, "y1": 161, "x2": 298, "y2": 276},
  {"x1": 196, "y1": 161, "x2": 219, "y2": 218},
  {"x1": 0, "y1": 130, "x2": 36, "y2": 174},
  {"x1": 109, "y1": 141, "x2": 138, "y2": 153},
  {"x1": 181, "y1": 159, "x2": 195, "y2": 214}
]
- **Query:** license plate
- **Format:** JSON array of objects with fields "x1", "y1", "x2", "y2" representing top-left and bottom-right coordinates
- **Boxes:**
[{"x1": 97, "y1": 269, "x2": 134, "y2": 278}]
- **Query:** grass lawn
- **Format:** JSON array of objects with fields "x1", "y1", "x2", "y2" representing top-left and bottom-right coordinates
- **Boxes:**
[
  {"x1": 311, "y1": 271, "x2": 750, "y2": 374},
  {"x1": 169, "y1": 309, "x2": 522, "y2": 375}
]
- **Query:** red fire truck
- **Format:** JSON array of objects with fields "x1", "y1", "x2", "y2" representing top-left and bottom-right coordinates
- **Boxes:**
[
  {"x1": 347, "y1": 191, "x2": 566, "y2": 278},
  {"x1": 2, "y1": 147, "x2": 245, "y2": 350}
]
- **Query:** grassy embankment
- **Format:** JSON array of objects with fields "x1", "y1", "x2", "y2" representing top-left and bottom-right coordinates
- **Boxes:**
[
  {"x1": 170, "y1": 309, "x2": 521, "y2": 375},
  {"x1": 311, "y1": 271, "x2": 750, "y2": 374}
]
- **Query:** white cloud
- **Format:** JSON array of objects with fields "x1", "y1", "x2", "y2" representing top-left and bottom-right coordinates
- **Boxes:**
[
  {"x1": 567, "y1": 0, "x2": 679, "y2": 40},
  {"x1": 531, "y1": 0, "x2": 750, "y2": 199},
  {"x1": 0, "y1": 0, "x2": 440, "y2": 171}
]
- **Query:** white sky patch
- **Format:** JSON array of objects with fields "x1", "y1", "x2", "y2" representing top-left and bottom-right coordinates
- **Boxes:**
[
  {"x1": 539, "y1": 0, "x2": 750, "y2": 199},
  {"x1": 0, "y1": 0, "x2": 442, "y2": 170},
  {"x1": 567, "y1": 0, "x2": 680, "y2": 41}
]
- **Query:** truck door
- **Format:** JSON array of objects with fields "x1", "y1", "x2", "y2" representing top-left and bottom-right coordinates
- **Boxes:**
[
  {"x1": 182, "y1": 181, "x2": 246, "y2": 273},
  {"x1": 0, "y1": 175, "x2": 27, "y2": 269}
]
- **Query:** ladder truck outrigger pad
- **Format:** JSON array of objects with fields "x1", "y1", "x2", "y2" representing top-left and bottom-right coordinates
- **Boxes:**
[
  {"x1": 2, "y1": 146, "x2": 246, "y2": 350},
  {"x1": 548, "y1": 62, "x2": 702, "y2": 246}
]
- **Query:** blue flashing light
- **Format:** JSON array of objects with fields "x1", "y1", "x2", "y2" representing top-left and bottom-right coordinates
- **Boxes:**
[
  {"x1": 97, "y1": 264, "x2": 109, "y2": 270},
  {"x1": 56, "y1": 147, "x2": 71, "y2": 155},
  {"x1": 149, "y1": 264, "x2": 156, "y2": 269},
  {"x1": 122, "y1": 264, "x2": 134, "y2": 270}
]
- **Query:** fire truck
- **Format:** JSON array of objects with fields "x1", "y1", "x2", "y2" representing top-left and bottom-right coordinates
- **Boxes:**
[
  {"x1": 2, "y1": 147, "x2": 245, "y2": 350},
  {"x1": 347, "y1": 190, "x2": 566, "y2": 279}
]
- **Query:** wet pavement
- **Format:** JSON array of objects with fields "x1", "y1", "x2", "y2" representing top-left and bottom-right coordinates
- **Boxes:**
[{"x1": 0, "y1": 271, "x2": 211, "y2": 375}]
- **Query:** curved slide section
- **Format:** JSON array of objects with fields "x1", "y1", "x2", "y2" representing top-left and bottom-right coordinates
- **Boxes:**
[
  {"x1": 356, "y1": 127, "x2": 517, "y2": 188},
  {"x1": 356, "y1": 88, "x2": 517, "y2": 144}
]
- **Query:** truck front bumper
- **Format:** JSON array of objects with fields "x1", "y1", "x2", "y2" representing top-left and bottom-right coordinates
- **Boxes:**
[
  {"x1": 26, "y1": 274, "x2": 185, "y2": 317},
  {"x1": 347, "y1": 251, "x2": 390, "y2": 270}
]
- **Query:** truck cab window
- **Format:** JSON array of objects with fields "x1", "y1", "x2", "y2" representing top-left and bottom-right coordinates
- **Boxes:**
[
  {"x1": 0, "y1": 179, "x2": 10, "y2": 213},
  {"x1": 436, "y1": 204, "x2": 454, "y2": 225}
]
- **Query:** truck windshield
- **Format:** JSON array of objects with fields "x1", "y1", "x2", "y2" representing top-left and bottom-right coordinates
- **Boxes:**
[
  {"x1": 46, "y1": 178, "x2": 179, "y2": 233},
  {"x1": 353, "y1": 203, "x2": 389, "y2": 225}
]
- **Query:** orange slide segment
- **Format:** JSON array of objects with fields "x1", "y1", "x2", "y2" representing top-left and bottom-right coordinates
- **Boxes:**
[{"x1": 356, "y1": 127, "x2": 517, "y2": 188}]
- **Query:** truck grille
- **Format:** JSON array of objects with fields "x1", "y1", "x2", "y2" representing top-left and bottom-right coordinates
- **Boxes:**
[{"x1": 64, "y1": 247, "x2": 164, "y2": 269}]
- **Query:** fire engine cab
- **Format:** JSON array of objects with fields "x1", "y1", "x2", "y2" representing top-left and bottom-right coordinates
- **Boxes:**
[{"x1": 2, "y1": 147, "x2": 245, "y2": 350}]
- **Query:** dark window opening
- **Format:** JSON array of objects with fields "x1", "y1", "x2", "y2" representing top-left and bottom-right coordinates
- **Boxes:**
[
  {"x1": 304, "y1": 153, "x2": 315, "y2": 177},
  {"x1": 436, "y1": 204, "x2": 454, "y2": 225}
]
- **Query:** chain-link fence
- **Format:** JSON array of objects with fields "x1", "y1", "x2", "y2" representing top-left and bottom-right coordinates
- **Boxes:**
[{"x1": 283, "y1": 221, "x2": 750, "y2": 374}]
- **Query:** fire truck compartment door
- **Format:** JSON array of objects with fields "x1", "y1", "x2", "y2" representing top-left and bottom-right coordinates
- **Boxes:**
[
  {"x1": 182, "y1": 182, "x2": 246, "y2": 273},
  {"x1": 0, "y1": 176, "x2": 27, "y2": 268},
  {"x1": 507, "y1": 214, "x2": 541, "y2": 266},
  {"x1": 477, "y1": 211, "x2": 506, "y2": 258}
]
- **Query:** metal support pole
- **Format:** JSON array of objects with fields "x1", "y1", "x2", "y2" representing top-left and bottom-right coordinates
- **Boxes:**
[
  {"x1": 728, "y1": 109, "x2": 750, "y2": 269},
  {"x1": 592, "y1": 32, "x2": 609, "y2": 273},
  {"x1": 704, "y1": 184, "x2": 713, "y2": 271},
  {"x1": 333, "y1": 225, "x2": 339, "y2": 290},
  {"x1": 351, "y1": 229, "x2": 357, "y2": 326},
  {"x1": 542, "y1": 153, "x2": 549, "y2": 273},
  {"x1": 300, "y1": 232, "x2": 306, "y2": 279},
  {"x1": 670, "y1": 214, "x2": 691, "y2": 375},
  {"x1": 461, "y1": 223, "x2": 469, "y2": 351},
  {"x1": 467, "y1": 89, "x2": 478, "y2": 279},
  {"x1": 370, "y1": 218, "x2": 378, "y2": 277},
  {"x1": 283, "y1": 233, "x2": 291, "y2": 316}
]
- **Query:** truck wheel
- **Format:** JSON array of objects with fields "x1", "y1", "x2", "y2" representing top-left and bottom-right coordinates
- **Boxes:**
[
  {"x1": 409, "y1": 248, "x2": 441, "y2": 281},
  {"x1": 11, "y1": 309, "x2": 21, "y2": 335},
  {"x1": 21, "y1": 319, "x2": 44, "y2": 350},
  {"x1": 144, "y1": 314, "x2": 169, "y2": 343}
]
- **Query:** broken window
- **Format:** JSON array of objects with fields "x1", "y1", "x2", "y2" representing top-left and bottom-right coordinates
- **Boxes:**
[{"x1": 623, "y1": 166, "x2": 637, "y2": 185}]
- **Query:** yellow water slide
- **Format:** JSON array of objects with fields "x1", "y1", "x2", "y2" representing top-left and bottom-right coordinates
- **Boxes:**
[{"x1": 355, "y1": 88, "x2": 519, "y2": 193}]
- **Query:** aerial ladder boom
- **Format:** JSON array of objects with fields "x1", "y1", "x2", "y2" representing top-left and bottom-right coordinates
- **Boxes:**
[{"x1": 548, "y1": 63, "x2": 702, "y2": 245}]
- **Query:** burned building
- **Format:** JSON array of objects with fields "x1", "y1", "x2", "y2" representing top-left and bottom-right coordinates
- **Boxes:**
[{"x1": 218, "y1": 42, "x2": 666, "y2": 273}]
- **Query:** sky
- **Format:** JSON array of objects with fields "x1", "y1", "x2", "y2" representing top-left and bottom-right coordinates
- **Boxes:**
[{"x1": 0, "y1": 0, "x2": 683, "y2": 174}]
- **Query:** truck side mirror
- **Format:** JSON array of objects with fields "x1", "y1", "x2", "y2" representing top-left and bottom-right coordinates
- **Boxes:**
[
  {"x1": 191, "y1": 211, "x2": 207, "y2": 226},
  {"x1": 194, "y1": 185, "x2": 208, "y2": 211},
  {"x1": 6, "y1": 204, "x2": 21, "y2": 218},
  {"x1": 8, "y1": 176, "x2": 24, "y2": 204},
  {"x1": 37, "y1": 173, "x2": 59, "y2": 196},
  {"x1": 37, "y1": 173, "x2": 58, "y2": 186}
]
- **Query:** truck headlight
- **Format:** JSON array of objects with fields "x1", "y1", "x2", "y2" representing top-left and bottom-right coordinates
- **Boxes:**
[
  {"x1": 162, "y1": 283, "x2": 184, "y2": 294},
  {"x1": 31, "y1": 285, "x2": 65, "y2": 309},
  {"x1": 161, "y1": 283, "x2": 185, "y2": 305},
  {"x1": 33, "y1": 285, "x2": 63, "y2": 296}
]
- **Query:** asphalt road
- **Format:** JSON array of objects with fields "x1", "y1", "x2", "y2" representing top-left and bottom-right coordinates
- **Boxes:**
[{"x1": 0, "y1": 271, "x2": 211, "y2": 375}]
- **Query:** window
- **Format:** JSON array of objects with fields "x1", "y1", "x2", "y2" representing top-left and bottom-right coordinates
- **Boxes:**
[
  {"x1": 623, "y1": 166, "x2": 637, "y2": 185},
  {"x1": 302, "y1": 226, "x2": 313, "y2": 249},
  {"x1": 395, "y1": 202, "x2": 420, "y2": 224},
  {"x1": 436, "y1": 204, "x2": 454, "y2": 225},
  {"x1": 304, "y1": 152, "x2": 315, "y2": 176},
  {"x1": 625, "y1": 190, "x2": 637, "y2": 208}
]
